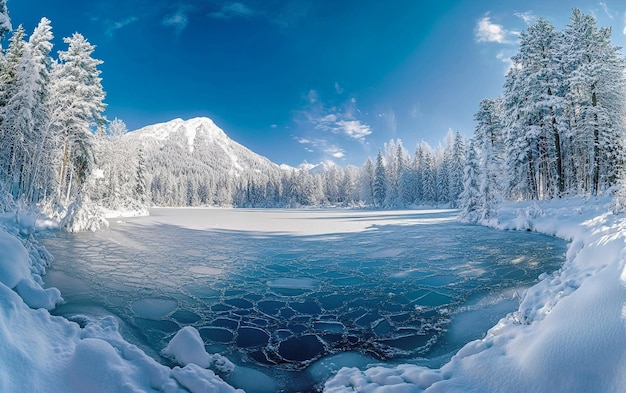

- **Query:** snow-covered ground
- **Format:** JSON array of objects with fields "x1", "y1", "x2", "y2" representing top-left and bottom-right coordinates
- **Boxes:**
[{"x1": 0, "y1": 197, "x2": 624, "y2": 392}]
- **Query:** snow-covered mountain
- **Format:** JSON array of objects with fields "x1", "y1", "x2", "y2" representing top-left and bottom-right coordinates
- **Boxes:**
[
  {"x1": 126, "y1": 117, "x2": 279, "y2": 178},
  {"x1": 120, "y1": 117, "x2": 284, "y2": 206}
]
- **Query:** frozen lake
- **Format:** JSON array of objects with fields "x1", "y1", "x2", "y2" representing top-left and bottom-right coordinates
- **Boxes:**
[{"x1": 42, "y1": 208, "x2": 566, "y2": 392}]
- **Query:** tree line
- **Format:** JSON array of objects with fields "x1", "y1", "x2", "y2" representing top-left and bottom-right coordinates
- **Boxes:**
[
  {"x1": 461, "y1": 9, "x2": 626, "y2": 222},
  {"x1": 0, "y1": 5, "x2": 625, "y2": 229}
]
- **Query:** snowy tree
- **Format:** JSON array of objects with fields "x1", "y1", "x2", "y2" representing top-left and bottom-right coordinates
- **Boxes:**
[
  {"x1": 373, "y1": 150, "x2": 386, "y2": 207},
  {"x1": 0, "y1": 25, "x2": 27, "y2": 197},
  {"x1": 459, "y1": 140, "x2": 481, "y2": 222},
  {"x1": 51, "y1": 33, "x2": 107, "y2": 202},
  {"x1": 359, "y1": 157, "x2": 375, "y2": 205},
  {"x1": 561, "y1": 8, "x2": 626, "y2": 195},
  {"x1": 448, "y1": 131, "x2": 465, "y2": 206},
  {"x1": 421, "y1": 147, "x2": 436, "y2": 203},
  {"x1": 0, "y1": 0, "x2": 11, "y2": 41},
  {"x1": 474, "y1": 98, "x2": 504, "y2": 215},
  {"x1": 503, "y1": 18, "x2": 565, "y2": 200},
  {"x1": 24, "y1": 18, "x2": 55, "y2": 202}
]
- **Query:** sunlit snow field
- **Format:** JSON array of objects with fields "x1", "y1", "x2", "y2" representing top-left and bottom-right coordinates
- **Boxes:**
[{"x1": 42, "y1": 209, "x2": 566, "y2": 392}]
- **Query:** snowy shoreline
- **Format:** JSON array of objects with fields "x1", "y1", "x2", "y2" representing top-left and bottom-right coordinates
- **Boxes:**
[
  {"x1": 1, "y1": 198, "x2": 624, "y2": 392},
  {"x1": 324, "y1": 197, "x2": 626, "y2": 392}
]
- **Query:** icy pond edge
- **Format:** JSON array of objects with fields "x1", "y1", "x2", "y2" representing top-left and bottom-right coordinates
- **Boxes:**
[
  {"x1": 324, "y1": 196, "x2": 626, "y2": 393},
  {"x1": 0, "y1": 197, "x2": 623, "y2": 393}
]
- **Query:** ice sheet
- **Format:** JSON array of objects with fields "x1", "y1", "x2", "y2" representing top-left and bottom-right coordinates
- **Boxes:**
[{"x1": 42, "y1": 208, "x2": 566, "y2": 392}]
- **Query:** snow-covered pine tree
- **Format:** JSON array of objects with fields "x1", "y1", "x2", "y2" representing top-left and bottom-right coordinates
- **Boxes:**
[
  {"x1": 459, "y1": 140, "x2": 481, "y2": 222},
  {"x1": 51, "y1": 33, "x2": 107, "y2": 202},
  {"x1": 373, "y1": 150, "x2": 386, "y2": 207},
  {"x1": 0, "y1": 25, "x2": 26, "y2": 197},
  {"x1": 561, "y1": 8, "x2": 626, "y2": 195},
  {"x1": 503, "y1": 18, "x2": 564, "y2": 200},
  {"x1": 24, "y1": 18, "x2": 55, "y2": 202},
  {"x1": 474, "y1": 98, "x2": 504, "y2": 216},
  {"x1": 448, "y1": 130, "x2": 465, "y2": 207},
  {"x1": 421, "y1": 146, "x2": 436, "y2": 203},
  {"x1": 359, "y1": 157, "x2": 375, "y2": 205},
  {"x1": 0, "y1": 0, "x2": 11, "y2": 41}
]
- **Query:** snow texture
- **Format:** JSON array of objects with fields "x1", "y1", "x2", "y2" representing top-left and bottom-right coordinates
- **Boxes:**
[{"x1": 324, "y1": 196, "x2": 626, "y2": 392}]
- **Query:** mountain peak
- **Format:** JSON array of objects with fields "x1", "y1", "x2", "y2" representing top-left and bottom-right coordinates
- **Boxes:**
[{"x1": 130, "y1": 117, "x2": 228, "y2": 152}]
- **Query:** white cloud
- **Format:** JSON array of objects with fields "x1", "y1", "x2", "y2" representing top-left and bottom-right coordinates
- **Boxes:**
[
  {"x1": 335, "y1": 120, "x2": 372, "y2": 141},
  {"x1": 106, "y1": 16, "x2": 138, "y2": 37},
  {"x1": 514, "y1": 11, "x2": 536, "y2": 25},
  {"x1": 623, "y1": 12, "x2": 626, "y2": 35},
  {"x1": 475, "y1": 14, "x2": 514, "y2": 44},
  {"x1": 209, "y1": 2, "x2": 256, "y2": 19},
  {"x1": 326, "y1": 145, "x2": 346, "y2": 159},
  {"x1": 163, "y1": 8, "x2": 189, "y2": 34}
]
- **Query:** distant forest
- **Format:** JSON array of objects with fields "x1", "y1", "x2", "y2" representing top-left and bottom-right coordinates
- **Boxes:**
[{"x1": 0, "y1": 4, "x2": 624, "y2": 230}]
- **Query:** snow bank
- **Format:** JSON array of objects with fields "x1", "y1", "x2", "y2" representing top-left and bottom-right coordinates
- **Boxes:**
[
  {"x1": 324, "y1": 197, "x2": 626, "y2": 393},
  {"x1": 0, "y1": 215, "x2": 241, "y2": 393},
  {"x1": 0, "y1": 219, "x2": 62, "y2": 310}
]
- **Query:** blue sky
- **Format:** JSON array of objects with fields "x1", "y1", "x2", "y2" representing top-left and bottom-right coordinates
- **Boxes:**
[{"x1": 9, "y1": 0, "x2": 626, "y2": 166}]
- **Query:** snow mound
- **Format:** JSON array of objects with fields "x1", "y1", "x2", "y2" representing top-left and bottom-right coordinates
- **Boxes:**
[
  {"x1": 163, "y1": 326, "x2": 236, "y2": 374},
  {"x1": 0, "y1": 229, "x2": 62, "y2": 310}
]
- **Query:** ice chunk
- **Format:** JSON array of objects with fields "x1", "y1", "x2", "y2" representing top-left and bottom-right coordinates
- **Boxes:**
[
  {"x1": 130, "y1": 298, "x2": 177, "y2": 320},
  {"x1": 163, "y1": 326, "x2": 235, "y2": 374}
]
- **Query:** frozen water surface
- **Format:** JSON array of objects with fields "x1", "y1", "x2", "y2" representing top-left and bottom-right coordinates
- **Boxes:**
[{"x1": 42, "y1": 209, "x2": 566, "y2": 392}]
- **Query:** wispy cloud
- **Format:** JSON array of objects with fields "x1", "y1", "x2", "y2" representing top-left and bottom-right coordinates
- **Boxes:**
[
  {"x1": 475, "y1": 14, "x2": 516, "y2": 44},
  {"x1": 163, "y1": 6, "x2": 190, "y2": 34},
  {"x1": 294, "y1": 88, "x2": 373, "y2": 161},
  {"x1": 496, "y1": 50, "x2": 515, "y2": 74},
  {"x1": 599, "y1": 2, "x2": 613, "y2": 19},
  {"x1": 299, "y1": 90, "x2": 372, "y2": 142},
  {"x1": 334, "y1": 82, "x2": 344, "y2": 94},
  {"x1": 623, "y1": 12, "x2": 626, "y2": 35},
  {"x1": 326, "y1": 145, "x2": 345, "y2": 159},
  {"x1": 514, "y1": 11, "x2": 536, "y2": 25},
  {"x1": 105, "y1": 16, "x2": 138, "y2": 37},
  {"x1": 209, "y1": 2, "x2": 256, "y2": 19},
  {"x1": 294, "y1": 136, "x2": 343, "y2": 157}
]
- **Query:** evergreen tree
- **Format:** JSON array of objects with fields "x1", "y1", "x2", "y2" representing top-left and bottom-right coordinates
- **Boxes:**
[
  {"x1": 459, "y1": 140, "x2": 481, "y2": 222},
  {"x1": 359, "y1": 157, "x2": 375, "y2": 205},
  {"x1": 0, "y1": 0, "x2": 11, "y2": 41},
  {"x1": 51, "y1": 33, "x2": 107, "y2": 202},
  {"x1": 373, "y1": 150, "x2": 386, "y2": 207},
  {"x1": 448, "y1": 130, "x2": 465, "y2": 206}
]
